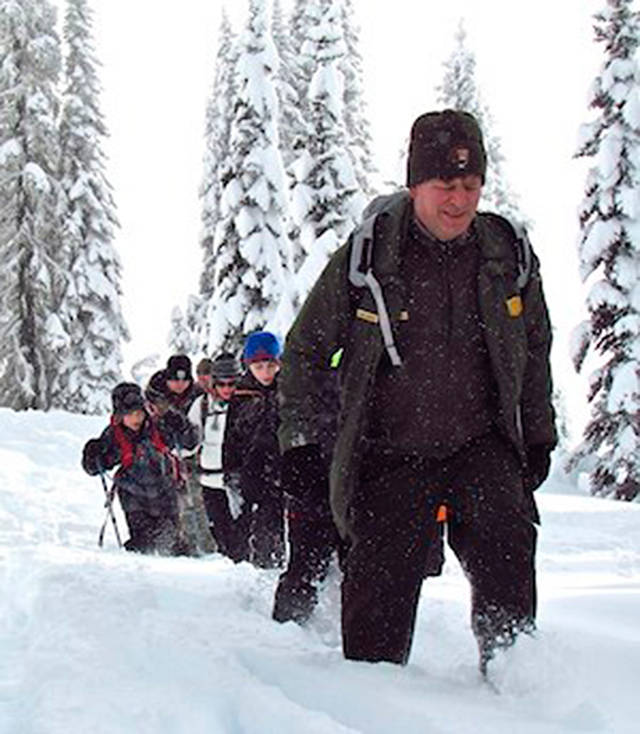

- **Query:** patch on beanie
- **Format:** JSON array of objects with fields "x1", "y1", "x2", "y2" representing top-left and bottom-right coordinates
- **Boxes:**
[{"x1": 451, "y1": 146, "x2": 470, "y2": 171}]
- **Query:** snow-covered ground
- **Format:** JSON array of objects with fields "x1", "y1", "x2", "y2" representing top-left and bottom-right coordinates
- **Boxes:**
[{"x1": 1, "y1": 408, "x2": 639, "y2": 734}]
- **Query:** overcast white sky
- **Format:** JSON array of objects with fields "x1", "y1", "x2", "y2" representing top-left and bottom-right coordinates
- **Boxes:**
[{"x1": 72, "y1": 0, "x2": 618, "y2": 434}]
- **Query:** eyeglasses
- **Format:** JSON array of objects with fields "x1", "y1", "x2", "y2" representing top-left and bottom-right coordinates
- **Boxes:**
[{"x1": 215, "y1": 379, "x2": 236, "y2": 387}]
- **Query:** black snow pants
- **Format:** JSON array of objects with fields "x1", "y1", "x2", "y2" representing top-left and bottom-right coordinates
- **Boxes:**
[
  {"x1": 123, "y1": 509, "x2": 180, "y2": 555},
  {"x1": 341, "y1": 430, "x2": 537, "y2": 666},
  {"x1": 234, "y1": 484, "x2": 285, "y2": 569},
  {"x1": 201, "y1": 486, "x2": 239, "y2": 560}
]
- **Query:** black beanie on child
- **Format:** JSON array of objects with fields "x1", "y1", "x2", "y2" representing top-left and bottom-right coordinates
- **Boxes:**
[
  {"x1": 111, "y1": 382, "x2": 145, "y2": 415},
  {"x1": 211, "y1": 352, "x2": 241, "y2": 380},
  {"x1": 166, "y1": 354, "x2": 192, "y2": 381}
]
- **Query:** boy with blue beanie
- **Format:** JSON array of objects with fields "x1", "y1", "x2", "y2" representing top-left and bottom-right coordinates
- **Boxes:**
[{"x1": 222, "y1": 331, "x2": 285, "y2": 568}]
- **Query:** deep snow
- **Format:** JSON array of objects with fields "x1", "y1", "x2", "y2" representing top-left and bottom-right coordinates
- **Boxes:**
[{"x1": 1, "y1": 408, "x2": 639, "y2": 733}]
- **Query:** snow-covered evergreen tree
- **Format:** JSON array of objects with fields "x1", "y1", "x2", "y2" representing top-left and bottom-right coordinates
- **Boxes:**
[
  {"x1": 167, "y1": 301, "x2": 199, "y2": 356},
  {"x1": 271, "y1": 0, "x2": 306, "y2": 173},
  {"x1": 202, "y1": 0, "x2": 295, "y2": 356},
  {"x1": 199, "y1": 10, "x2": 236, "y2": 306},
  {"x1": 340, "y1": 0, "x2": 376, "y2": 199},
  {"x1": 437, "y1": 19, "x2": 526, "y2": 224},
  {"x1": 197, "y1": 10, "x2": 238, "y2": 354},
  {"x1": 570, "y1": 0, "x2": 640, "y2": 501},
  {"x1": 289, "y1": 0, "x2": 365, "y2": 298},
  {"x1": 552, "y1": 386, "x2": 572, "y2": 453},
  {"x1": 58, "y1": 0, "x2": 128, "y2": 414},
  {"x1": 0, "y1": 0, "x2": 67, "y2": 410},
  {"x1": 273, "y1": 0, "x2": 312, "y2": 271}
]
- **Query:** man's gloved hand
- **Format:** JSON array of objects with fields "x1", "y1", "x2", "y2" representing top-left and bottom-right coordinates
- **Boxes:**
[
  {"x1": 523, "y1": 444, "x2": 553, "y2": 492},
  {"x1": 281, "y1": 444, "x2": 328, "y2": 503},
  {"x1": 82, "y1": 439, "x2": 105, "y2": 476}
]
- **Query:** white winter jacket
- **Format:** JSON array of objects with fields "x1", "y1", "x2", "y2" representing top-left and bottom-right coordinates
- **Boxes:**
[{"x1": 187, "y1": 393, "x2": 229, "y2": 490}]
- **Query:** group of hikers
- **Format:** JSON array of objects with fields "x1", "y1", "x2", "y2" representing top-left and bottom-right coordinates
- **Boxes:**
[
  {"x1": 82, "y1": 331, "x2": 341, "y2": 625},
  {"x1": 82, "y1": 109, "x2": 557, "y2": 675}
]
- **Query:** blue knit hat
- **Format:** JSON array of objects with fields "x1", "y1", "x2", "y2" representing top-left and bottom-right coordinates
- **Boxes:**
[{"x1": 243, "y1": 331, "x2": 281, "y2": 363}]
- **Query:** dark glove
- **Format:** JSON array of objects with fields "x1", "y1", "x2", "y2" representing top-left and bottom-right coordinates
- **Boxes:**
[
  {"x1": 82, "y1": 439, "x2": 106, "y2": 476},
  {"x1": 162, "y1": 408, "x2": 187, "y2": 434},
  {"x1": 281, "y1": 444, "x2": 328, "y2": 504},
  {"x1": 523, "y1": 444, "x2": 553, "y2": 492}
]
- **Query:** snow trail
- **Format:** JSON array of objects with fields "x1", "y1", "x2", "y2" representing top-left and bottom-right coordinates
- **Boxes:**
[{"x1": 1, "y1": 409, "x2": 639, "y2": 733}]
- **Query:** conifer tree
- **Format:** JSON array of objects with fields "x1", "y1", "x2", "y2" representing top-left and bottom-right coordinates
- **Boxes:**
[
  {"x1": 271, "y1": 0, "x2": 306, "y2": 172},
  {"x1": 289, "y1": 0, "x2": 365, "y2": 298},
  {"x1": 197, "y1": 10, "x2": 238, "y2": 354},
  {"x1": 199, "y1": 10, "x2": 236, "y2": 306},
  {"x1": 288, "y1": 0, "x2": 315, "y2": 117},
  {"x1": 58, "y1": 0, "x2": 128, "y2": 413},
  {"x1": 203, "y1": 0, "x2": 295, "y2": 356},
  {"x1": 0, "y1": 0, "x2": 66, "y2": 410},
  {"x1": 570, "y1": 0, "x2": 640, "y2": 501},
  {"x1": 437, "y1": 19, "x2": 526, "y2": 223},
  {"x1": 271, "y1": 0, "x2": 314, "y2": 275},
  {"x1": 340, "y1": 0, "x2": 376, "y2": 199},
  {"x1": 167, "y1": 302, "x2": 199, "y2": 356}
]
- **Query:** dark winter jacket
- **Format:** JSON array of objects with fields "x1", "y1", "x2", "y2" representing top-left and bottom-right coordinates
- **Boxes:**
[
  {"x1": 278, "y1": 190, "x2": 557, "y2": 537},
  {"x1": 222, "y1": 373, "x2": 280, "y2": 503},
  {"x1": 82, "y1": 410, "x2": 199, "y2": 517},
  {"x1": 366, "y1": 218, "x2": 498, "y2": 456}
]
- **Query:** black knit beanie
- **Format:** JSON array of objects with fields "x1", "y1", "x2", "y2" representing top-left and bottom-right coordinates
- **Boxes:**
[
  {"x1": 112, "y1": 382, "x2": 145, "y2": 415},
  {"x1": 211, "y1": 352, "x2": 241, "y2": 380},
  {"x1": 166, "y1": 354, "x2": 192, "y2": 381},
  {"x1": 406, "y1": 109, "x2": 487, "y2": 186},
  {"x1": 144, "y1": 371, "x2": 169, "y2": 405}
]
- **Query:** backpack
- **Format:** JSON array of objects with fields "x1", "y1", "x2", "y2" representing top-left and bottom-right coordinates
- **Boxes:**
[
  {"x1": 111, "y1": 416, "x2": 181, "y2": 482},
  {"x1": 347, "y1": 191, "x2": 533, "y2": 367}
]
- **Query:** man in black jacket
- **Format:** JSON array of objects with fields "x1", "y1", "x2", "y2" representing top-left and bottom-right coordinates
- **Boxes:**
[{"x1": 278, "y1": 110, "x2": 557, "y2": 673}]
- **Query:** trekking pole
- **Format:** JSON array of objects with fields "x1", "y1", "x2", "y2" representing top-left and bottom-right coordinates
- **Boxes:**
[{"x1": 98, "y1": 470, "x2": 123, "y2": 549}]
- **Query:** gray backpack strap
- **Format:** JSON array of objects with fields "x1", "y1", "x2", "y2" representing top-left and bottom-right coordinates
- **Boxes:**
[
  {"x1": 363, "y1": 271, "x2": 402, "y2": 367},
  {"x1": 348, "y1": 212, "x2": 377, "y2": 288},
  {"x1": 512, "y1": 222, "x2": 533, "y2": 291},
  {"x1": 348, "y1": 209, "x2": 403, "y2": 367}
]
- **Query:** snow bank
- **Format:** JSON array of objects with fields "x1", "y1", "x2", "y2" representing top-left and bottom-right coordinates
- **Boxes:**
[{"x1": 1, "y1": 408, "x2": 639, "y2": 733}]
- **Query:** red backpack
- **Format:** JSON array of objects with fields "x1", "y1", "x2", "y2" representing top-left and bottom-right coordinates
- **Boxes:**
[{"x1": 110, "y1": 416, "x2": 182, "y2": 482}]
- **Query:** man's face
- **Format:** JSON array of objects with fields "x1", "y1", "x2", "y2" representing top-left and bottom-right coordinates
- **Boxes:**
[
  {"x1": 410, "y1": 174, "x2": 482, "y2": 241},
  {"x1": 166, "y1": 378, "x2": 190, "y2": 395},
  {"x1": 214, "y1": 378, "x2": 237, "y2": 402},
  {"x1": 122, "y1": 409, "x2": 146, "y2": 431},
  {"x1": 248, "y1": 360, "x2": 280, "y2": 386}
]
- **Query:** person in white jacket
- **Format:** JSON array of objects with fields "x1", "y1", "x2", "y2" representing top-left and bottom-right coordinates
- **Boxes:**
[{"x1": 188, "y1": 352, "x2": 243, "y2": 560}]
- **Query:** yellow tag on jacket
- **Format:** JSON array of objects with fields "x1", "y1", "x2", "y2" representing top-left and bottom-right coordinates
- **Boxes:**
[{"x1": 506, "y1": 296, "x2": 523, "y2": 317}]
